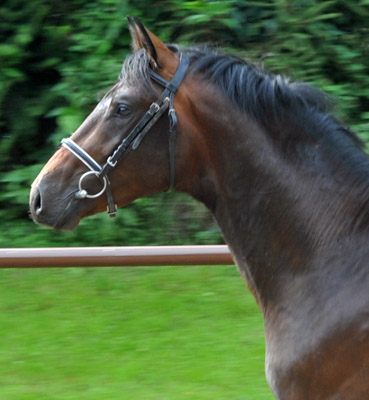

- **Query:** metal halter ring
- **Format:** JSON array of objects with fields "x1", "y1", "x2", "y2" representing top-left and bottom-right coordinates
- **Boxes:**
[{"x1": 78, "y1": 170, "x2": 107, "y2": 199}]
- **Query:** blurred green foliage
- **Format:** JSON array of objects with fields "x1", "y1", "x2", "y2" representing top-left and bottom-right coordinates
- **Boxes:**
[{"x1": 1, "y1": 0, "x2": 369, "y2": 247}]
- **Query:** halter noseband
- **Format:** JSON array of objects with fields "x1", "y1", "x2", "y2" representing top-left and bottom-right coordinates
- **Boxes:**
[{"x1": 61, "y1": 54, "x2": 190, "y2": 217}]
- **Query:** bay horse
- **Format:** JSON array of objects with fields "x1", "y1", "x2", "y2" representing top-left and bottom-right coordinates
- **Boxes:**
[{"x1": 30, "y1": 17, "x2": 369, "y2": 399}]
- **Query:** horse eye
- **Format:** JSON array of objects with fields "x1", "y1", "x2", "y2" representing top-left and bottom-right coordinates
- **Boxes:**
[{"x1": 116, "y1": 103, "x2": 130, "y2": 116}]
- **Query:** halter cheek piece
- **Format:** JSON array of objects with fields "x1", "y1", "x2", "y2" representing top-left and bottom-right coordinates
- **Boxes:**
[{"x1": 61, "y1": 54, "x2": 190, "y2": 217}]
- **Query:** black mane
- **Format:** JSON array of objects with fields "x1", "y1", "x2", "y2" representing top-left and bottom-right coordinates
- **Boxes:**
[
  {"x1": 120, "y1": 45, "x2": 368, "y2": 178},
  {"x1": 120, "y1": 45, "x2": 336, "y2": 129},
  {"x1": 180, "y1": 45, "x2": 333, "y2": 124},
  {"x1": 173, "y1": 45, "x2": 369, "y2": 185},
  {"x1": 176, "y1": 45, "x2": 361, "y2": 143}
]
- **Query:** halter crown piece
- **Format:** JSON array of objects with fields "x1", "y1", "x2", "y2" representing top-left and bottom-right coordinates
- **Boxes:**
[{"x1": 61, "y1": 54, "x2": 190, "y2": 217}]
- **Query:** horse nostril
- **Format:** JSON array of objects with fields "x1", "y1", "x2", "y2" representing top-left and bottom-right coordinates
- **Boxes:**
[{"x1": 33, "y1": 187, "x2": 43, "y2": 216}]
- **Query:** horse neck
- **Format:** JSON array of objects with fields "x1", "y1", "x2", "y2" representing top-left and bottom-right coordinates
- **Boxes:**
[{"x1": 177, "y1": 85, "x2": 369, "y2": 307}]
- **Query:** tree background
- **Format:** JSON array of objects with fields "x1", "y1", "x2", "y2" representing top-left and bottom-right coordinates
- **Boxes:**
[{"x1": 1, "y1": 0, "x2": 369, "y2": 247}]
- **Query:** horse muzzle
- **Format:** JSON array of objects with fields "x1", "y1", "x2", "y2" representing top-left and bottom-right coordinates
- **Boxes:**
[{"x1": 29, "y1": 182, "x2": 80, "y2": 231}]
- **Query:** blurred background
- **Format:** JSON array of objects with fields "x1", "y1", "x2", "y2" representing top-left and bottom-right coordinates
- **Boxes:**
[
  {"x1": 1, "y1": 0, "x2": 369, "y2": 247},
  {"x1": 1, "y1": 2, "x2": 369, "y2": 399}
]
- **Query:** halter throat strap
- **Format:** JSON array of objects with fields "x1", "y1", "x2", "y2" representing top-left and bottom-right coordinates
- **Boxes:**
[
  {"x1": 61, "y1": 53, "x2": 190, "y2": 217},
  {"x1": 149, "y1": 55, "x2": 190, "y2": 191}
]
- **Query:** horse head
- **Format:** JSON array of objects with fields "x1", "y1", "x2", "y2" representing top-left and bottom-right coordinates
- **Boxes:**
[{"x1": 29, "y1": 18, "x2": 194, "y2": 230}]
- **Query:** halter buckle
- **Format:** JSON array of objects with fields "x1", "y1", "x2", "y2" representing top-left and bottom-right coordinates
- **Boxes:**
[
  {"x1": 149, "y1": 102, "x2": 160, "y2": 114},
  {"x1": 107, "y1": 205, "x2": 117, "y2": 218},
  {"x1": 107, "y1": 156, "x2": 117, "y2": 167}
]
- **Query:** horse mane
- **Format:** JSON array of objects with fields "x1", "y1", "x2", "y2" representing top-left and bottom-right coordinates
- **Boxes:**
[
  {"x1": 120, "y1": 45, "x2": 354, "y2": 142},
  {"x1": 120, "y1": 44, "x2": 369, "y2": 184},
  {"x1": 180, "y1": 46, "x2": 333, "y2": 122},
  {"x1": 171, "y1": 45, "x2": 369, "y2": 185},
  {"x1": 173, "y1": 44, "x2": 361, "y2": 141}
]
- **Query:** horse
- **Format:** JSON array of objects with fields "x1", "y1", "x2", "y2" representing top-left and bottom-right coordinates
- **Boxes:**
[{"x1": 29, "y1": 17, "x2": 369, "y2": 399}]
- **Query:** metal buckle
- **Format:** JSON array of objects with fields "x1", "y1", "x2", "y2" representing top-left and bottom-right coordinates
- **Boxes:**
[
  {"x1": 150, "y1": 102, "x2": 160, "y2": 113},
  {"x1": 107, "y1": 156, "x2": 117, "y2": 167},
  {"x1": 107, "y1": 204, "x2": 117, "y2": 218}
]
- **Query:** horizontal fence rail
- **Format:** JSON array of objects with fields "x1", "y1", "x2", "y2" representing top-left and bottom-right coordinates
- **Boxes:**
[{"x1": 0, "y1": 246, "x2": 234, "y2": 268}]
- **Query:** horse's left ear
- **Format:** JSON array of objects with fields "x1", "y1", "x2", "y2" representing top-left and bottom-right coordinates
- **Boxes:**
[{"x1": 127, "y1": 16, "x2": 178, "y2": 78}]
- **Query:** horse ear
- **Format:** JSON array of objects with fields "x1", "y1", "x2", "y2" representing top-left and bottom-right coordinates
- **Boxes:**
[{"x1": 127, "y1": 16, "x2": 178, "y2": 76}]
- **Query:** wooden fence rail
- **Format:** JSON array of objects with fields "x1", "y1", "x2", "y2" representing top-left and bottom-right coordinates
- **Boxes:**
[{"x1": 0, "y1": 246, "x2": 234, "y2": 268}]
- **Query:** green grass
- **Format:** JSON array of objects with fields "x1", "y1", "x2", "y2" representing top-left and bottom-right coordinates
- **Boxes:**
[{"x1": 0, "y1": 266, "x2": 273, "y2": 400}]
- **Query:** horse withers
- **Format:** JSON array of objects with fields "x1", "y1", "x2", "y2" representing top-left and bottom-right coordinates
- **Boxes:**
[{"x1": 30, "y1": 17, "x2": 369, "y2": 399}]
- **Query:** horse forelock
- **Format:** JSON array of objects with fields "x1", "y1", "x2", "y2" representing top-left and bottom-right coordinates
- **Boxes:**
[{"x1": 118, "y1": 49, "x2": 154, "y2": 93}]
